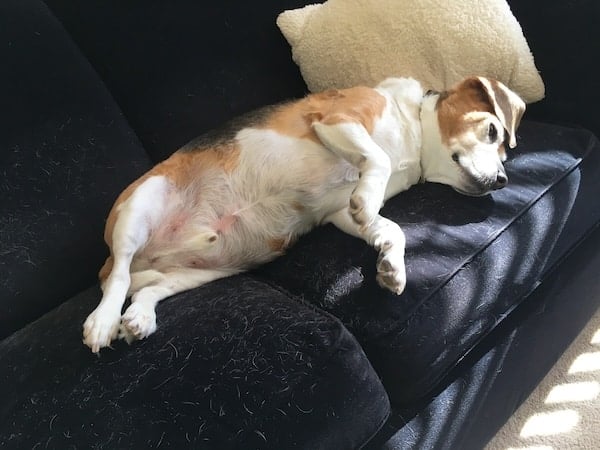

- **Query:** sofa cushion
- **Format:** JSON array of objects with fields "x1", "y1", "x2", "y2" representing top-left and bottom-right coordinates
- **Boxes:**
[
  {"x1": 0, "y1": 276, "x2": 389, "y2": 450},
  {"x1": 376, "y1": 223, "x2": 600, "y2": 449},
  {"x1": 44, "y1": 0, "x2": 313, "y2": 162},
  {"x1": 256, "y1": 121, "x2": 600, "y2": 404},
  {"x1": 0, "y1": 0, "x2": 152, "y2": 339},
  {"x1": 508, "y1": 0, "x2": 600, "y2": 137},
  {"x1": 277, "y1": 0, "x2": 544, "y2": 103}
]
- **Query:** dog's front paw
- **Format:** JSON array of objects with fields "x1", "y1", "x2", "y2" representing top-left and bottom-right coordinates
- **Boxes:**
[
  {"x1": 83, "y1": 307, "x2": 122, "y2": 353},
  {"x1": 349, "y1": 189, "x2": 381, "y2": 228},
  {"x1": 376, "y1": 247, "x2": 406, "y2": 295},
  {"x1": 119, "y1": 302, "x2": 157, "y2": 344}
]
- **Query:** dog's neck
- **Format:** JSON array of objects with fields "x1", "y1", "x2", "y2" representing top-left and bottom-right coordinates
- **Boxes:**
[{"x1": 419, "y1": 92, "x2": 444, "y2": 182}]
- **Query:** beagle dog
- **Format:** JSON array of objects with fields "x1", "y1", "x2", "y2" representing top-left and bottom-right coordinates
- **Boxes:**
[{"x1": 83, "y1": 76, "x2": 525, "y2": 352}]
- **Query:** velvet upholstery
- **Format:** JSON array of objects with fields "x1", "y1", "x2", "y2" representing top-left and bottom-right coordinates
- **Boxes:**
[
  {"x1": 257, "y1": 121, "x2": 600, "y2": 403},
  {"x1": 370, "y1": 223, "x2": 600, "y2": 449},
  {"x1": 509, "y1": 0, "x2": 600, "y2": 135},
  {"x1": 0, "y1": 277, "x2": 389, "y2": 449},
  {"x1": 44, "y1": 0, "x2": 314, "y2": 163},
  {"x1": 1, "y1": 0, "x2": 600, "y2": 448},
  {"x1": 0, "y1": 0, "x2": 151, "y2": 339}
]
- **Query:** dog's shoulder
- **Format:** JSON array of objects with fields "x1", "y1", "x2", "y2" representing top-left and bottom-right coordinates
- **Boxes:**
[
  {"x1": 260, "y1": 86, "x2": 389, "y2": 141},
  {"x1": 375, "y1": 77, "x2": 424, "y2": 107},
  {"x1": 177, "y1": 80, "x2": 424, "y2": 156},
  {"x1": 179, "y1": 86, "x2": 392, "y2": 152},
  {"x1": 304, "y1": 86, "x2": 388, "y2": 134}
]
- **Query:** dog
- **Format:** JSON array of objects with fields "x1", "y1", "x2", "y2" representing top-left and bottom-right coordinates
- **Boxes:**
[{"x1": 83, "y1": 76, "x2": 525, "y2": 353}]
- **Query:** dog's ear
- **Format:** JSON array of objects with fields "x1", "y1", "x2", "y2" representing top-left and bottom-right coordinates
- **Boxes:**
[{"x1": 476, "y1": 77, "x2": 526, "y2": 148}]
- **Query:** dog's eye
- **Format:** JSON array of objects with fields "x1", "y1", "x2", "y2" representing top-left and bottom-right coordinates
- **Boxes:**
[
  {"x1": 488, "y1": 123, "x2": 498, "y2": 142},
  {"x1": 451, "y1": 152, "x2": 460, "y2": 163}
]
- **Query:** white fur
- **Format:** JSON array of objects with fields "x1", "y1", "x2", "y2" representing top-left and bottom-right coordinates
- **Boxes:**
[
  {"x1": 84, "y1": 176, "x2": 171, "y2": 352},
  {"x1": 83, "y1": 77, "x2": 522, "y2": 352}
]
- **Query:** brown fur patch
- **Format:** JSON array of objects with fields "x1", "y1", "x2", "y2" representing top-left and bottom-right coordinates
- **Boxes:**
[
  {"x1": 437, "y1": 77, "x2": 494, "y2": 145},
  {"x1": 101, "y1": 143, "x2": 240, "y2": 254},
  {"x1": 98, "y1": 255, "x2": 113, "y2": 284},
  {"x1": 160, "y1": 143, "x2": 240, "y2": 187},
  {"x1": 263, "y1": 86, "x2": 386, "y2": 142},
  {"x1": 263, "y1": 101, "x2": 321, "y2": 143},
  {"x1": 291, "y1": 201, "x2": 305, "y2": 212},
  {"x1": 268, "y1": 237, "x2": 288, "y2": 253}
]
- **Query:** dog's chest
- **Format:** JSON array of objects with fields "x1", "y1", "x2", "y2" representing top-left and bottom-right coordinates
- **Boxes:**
[
  {"x1": 371, "y1": 100, "x2": 423, "y2": 191},
  {"x1": 236, "y1": 127, "x2": 359, "y2": 200}
]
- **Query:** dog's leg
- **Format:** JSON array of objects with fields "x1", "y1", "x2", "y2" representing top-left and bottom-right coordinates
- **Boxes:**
[
  {"x1": 83, "y1": 176, "x2": 171, "y2": 353},
  {"x1": 127, "y1": 270, "x2": 166, "y2": 297},
  {"x1": 119, "y1": 268, "x2": 235, "y2": 343},
  {"x1": 313, "y1": 121, "x2": 391, "y2": 229},
  {"x1": 326, "y1": 208, "x2": 406, "y2": 295}
]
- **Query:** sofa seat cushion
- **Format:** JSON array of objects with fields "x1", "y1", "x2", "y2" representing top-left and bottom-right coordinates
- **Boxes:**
[
  {"x1": 256, "y1": 121, "x2": 600, "y2": 404},
  {"x1": 0, "y1": 276, "x2": 389, "y2": 450}
]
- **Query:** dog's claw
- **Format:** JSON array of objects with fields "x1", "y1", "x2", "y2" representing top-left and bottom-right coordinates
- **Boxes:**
[{"x1": 119, "y1": 302, "x2": 157, "y2": 344}]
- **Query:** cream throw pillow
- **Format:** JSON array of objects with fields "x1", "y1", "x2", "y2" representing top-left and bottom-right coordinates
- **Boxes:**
[{"x1": 277, "y1": 0, "x2": 544, "y2": 103}]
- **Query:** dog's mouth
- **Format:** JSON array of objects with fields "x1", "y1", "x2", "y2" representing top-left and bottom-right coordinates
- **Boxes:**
[
  {"x1": 453, "y1": 177, "x2": 505, "y2": 197},
  {"x1": 452, "y1": 186, "x2": 492, "y2": 197},
  {"x1": 453, "y1": 169, "x2": 507, "y2": 197}
]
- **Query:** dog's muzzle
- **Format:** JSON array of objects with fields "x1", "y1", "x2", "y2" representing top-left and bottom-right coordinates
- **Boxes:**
[{"x1": 454, "y1": 169, "x2": 508, "y2": 197}]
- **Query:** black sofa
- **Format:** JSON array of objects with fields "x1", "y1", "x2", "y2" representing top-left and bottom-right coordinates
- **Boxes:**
[{"x1": 1, "y1": 1, "x2": 599, "y2": 449}]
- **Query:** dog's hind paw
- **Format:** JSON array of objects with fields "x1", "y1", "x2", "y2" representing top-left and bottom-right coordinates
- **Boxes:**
[
  {"x1": 83, "y1": 307, "x2": 121, "y2": 353},
  {"x1": 119, "y1": 302, "x2": 157, "y2": 344}
]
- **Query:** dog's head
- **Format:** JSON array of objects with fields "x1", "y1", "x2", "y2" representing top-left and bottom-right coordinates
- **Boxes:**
[{"x1": 420, "y1": 77, "x2": 526, "y2": 196}]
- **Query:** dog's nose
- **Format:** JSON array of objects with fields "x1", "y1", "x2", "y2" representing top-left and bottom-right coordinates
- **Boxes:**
[{"x1": 494, "y1": 171, "x2": 508, "y2": 189}]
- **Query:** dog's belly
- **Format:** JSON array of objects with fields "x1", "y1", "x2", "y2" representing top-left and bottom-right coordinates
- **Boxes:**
[
  {"x1": 131, "y1": 134, "x2": 357, "y2": 273},
  {"x1": 131, "y1": 185, "x2": 349, "y2": 273}
]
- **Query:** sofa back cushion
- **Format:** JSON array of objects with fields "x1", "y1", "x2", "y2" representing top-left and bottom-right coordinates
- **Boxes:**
[
  {"x1": 0, "y1": 0, "x2": 151, "y2": 338},
  {"x1": 45, "y1": 0, "x2": 314, "y2": 163},
  {"x1": 507, "y1": 0, "x2": 600, "y2": 136}
]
